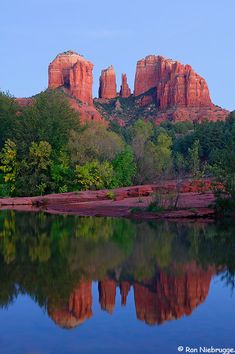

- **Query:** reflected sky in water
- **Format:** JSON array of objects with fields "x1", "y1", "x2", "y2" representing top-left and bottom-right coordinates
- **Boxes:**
[{"x1": 0, "y1": 211, "x2": 234, "y2": 354}]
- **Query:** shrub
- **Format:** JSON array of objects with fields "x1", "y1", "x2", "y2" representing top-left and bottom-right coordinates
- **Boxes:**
[{"x1": 75, "y1": 160, "x2": 114, "y2": 190}]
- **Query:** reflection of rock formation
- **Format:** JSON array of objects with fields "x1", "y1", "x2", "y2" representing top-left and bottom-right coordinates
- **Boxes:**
[
  {"x1": 48, "y1": 264, "x2": 214, "y2": 328},
  {"x1": 120, "y1": 281, "x2": 131, "y2": 306},
  {"x1": 48, "y1": 280, "x2": 92, "y2": 329},
  {"x1": 134, "y1": 263, "x2": 214, "y2": 325},
  {"x1": 98, "y1": 279, "x2": 116, "y2": 313}
]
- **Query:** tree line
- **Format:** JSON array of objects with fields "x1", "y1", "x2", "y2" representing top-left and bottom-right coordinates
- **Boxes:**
[{"x1": 0, "y1": 90, "x2": 235, "y2": 206}]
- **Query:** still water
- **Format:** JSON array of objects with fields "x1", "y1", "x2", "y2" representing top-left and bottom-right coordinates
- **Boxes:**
[{"x1": 0, "y1": 211, "x2": 234, "y2": 354}]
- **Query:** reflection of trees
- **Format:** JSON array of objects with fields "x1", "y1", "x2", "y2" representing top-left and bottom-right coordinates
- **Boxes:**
[{"x1": 0, "y1": 211, "x2": 234, "y2": 314}]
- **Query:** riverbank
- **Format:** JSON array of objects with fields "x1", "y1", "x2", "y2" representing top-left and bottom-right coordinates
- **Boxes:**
[{"x1": 0, "y1": 180, "x2": 216, "y2": 221}]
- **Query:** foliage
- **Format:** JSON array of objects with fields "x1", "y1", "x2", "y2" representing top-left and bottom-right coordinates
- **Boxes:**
[
  {"x1": 75, "y1": 160, "x2": 114, "y2": 190},
  {"x1": 14, "y1": 90, "x2": 80, "y2": 156},
  {"x1": 112, "y1": 146, "x2": 136, "y2": 187},
  {"x1": 0, "y1": 139, "x2": 17, "y2": 196},
  {"x1": 0, "y1": 92, "x2": 19, "y2": 150},
  {"x1": 131, "y1": 124, "x2": 173, "y2": 184},
  {"x1": 0, "y1": 87, "x2": 234, "y2": 198},
  {"x1": 187, "y1": 139, "x2": 201, "y2": 178},
  {"x1": 106, "y1": 191, "x2": 116, "y2": 200},
  {"x1": 147, "y1": 189, "x2": 177, "y2": 212},
  {"x1": 16, "y1": 141, "x2": 52, "y2": 196},
  {"x1": 69, "y1": 122, "x2": 124, "y2": 165},
  {"x1": 50, "y1": 151, "x2": 74, "y2": 193}
]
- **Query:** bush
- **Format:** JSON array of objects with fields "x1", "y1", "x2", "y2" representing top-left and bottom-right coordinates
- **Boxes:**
[
  {"x1": 215, "y1": 197, "x2": 235, "y2": 217},
  {"x1": 75, "y1": 160, "x2": 114, "y2": 190},
  {"x1": 146, "y1": 189, "x2": 178, "y2": 212},
  {"x1": 112, "y1": 146, "x2": 136, "y2": 187}
]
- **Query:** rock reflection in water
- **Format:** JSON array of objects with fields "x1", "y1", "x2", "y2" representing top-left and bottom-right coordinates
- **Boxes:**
[{"x1": 0, "y1": 211, "x2": 234, "y2": 330}]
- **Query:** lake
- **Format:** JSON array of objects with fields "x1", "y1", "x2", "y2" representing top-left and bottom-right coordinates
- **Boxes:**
[{"x1": 0, "y1": 211, "x2": 234, "y2": 354}]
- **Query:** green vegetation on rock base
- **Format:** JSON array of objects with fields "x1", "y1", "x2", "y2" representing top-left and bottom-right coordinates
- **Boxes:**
[{"x1": 0, "y1": 90, "x2": 235, "y2": 212}]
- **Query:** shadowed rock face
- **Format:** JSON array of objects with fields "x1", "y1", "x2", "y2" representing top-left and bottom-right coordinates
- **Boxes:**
[
  {"x1": 48, "y1": 280, "x2": 92, "y2": 329},
  {"x1": 99, "y1": 66, "x2": 117, "y2": 99},
  {"x1": 48, "y1": 50, "x2": 93, "y2": 105},
  {"x1": 120, "y1": 74, "x2": 131, "y2": 98}
]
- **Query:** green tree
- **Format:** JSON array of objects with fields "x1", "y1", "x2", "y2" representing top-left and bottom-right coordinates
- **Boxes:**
[
  {"x1": 112, "y1": 146, "x2": 136, "y2": 187},
  {"x1": 0, "y1": 92, "x2": 19, "y2": 149},
  {"x1": 155, "y1": 132, "x2": 173, "y2": 175},
  {"x1": 16, "y1": 141, "x2": 52, "y2": 196},
  {"x1": 211, "y1": 145, "x2": 235, "y2": 213},
  {"x1": 75, "y1": 160, "x2": 114, "y2": 190},
  {"x1": 0, "y1": 139, "x2": 17, "y2": 196},
  {"x1": 69, "y1": 122, "x2": 124, "y2": 165},
  {"x1": 14, "y1": 91, "x2": 80, "y2": 156},
  {"x1": 188, "y1": 139, "x2": 201, "y2": 178},
  {"x1": 50, "y1": 151, "x2": 74, "y2": 193}
]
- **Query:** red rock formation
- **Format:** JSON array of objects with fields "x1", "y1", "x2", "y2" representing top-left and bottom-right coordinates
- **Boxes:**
[
  {"x1": 15, "y1": 98, "x2": 34, "y2": 107},
  {"x1": 134, "y1": 55, "x2": 211, "y2": 107},
  {"x1": 68, "y1": 96, "x2": 106, "y2": 125},
  {"x1": 48, "y1": 280, "x2": 92, "y2": 329},
  {"x1": 134, "y1": 263, "x2": 214, "y2": 325},
  {"x1": 119, "y1": 281, "x2": 131, "y2": 306},
  {"x1": 134, "y1": 55, "x2": 229, "y2": 123},
  {"x1": 99, "y1": 66, "x2": 117, "y2": 99},
  {"x1": 48, "y1": 50, "x2": 93, "y2": 104},
  {"x1": 120, "y1": 74, "x2": 131, "y2": 98},
  {"x1": 98, "y1": 279, "x2": 116, "y2": 313}
]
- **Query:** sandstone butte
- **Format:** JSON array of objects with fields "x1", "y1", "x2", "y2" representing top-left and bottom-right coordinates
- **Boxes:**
[
  {"x1": 133, "y1": 55, "x2": 228, "y2": 123},
  {"x1": 120, "y1": 73, "x2": 131, "y2": 98},
  {"x1": 98, "y1": 65, "x2": 117, "y2": 99},
  {"x1": 16, "y1": 50, "x2": 229, "y2": 124},
  {"x1": 45, "y1": 262, "x2": 214, "y2": 329}
]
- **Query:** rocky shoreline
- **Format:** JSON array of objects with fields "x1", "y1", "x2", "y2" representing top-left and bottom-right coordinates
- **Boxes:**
[{"x1": 0, "y1": 181, "x2": 216, "y2": 221}]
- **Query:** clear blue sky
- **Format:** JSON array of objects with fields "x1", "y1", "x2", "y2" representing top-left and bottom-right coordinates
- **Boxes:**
[{"x1": 1, "y1": 0, "x2": 234, "y2": 110}]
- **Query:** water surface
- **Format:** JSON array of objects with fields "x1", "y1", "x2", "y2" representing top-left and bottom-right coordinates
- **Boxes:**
[{"x1": 0, "y1": 211, "x2": 234, "y2": 354}]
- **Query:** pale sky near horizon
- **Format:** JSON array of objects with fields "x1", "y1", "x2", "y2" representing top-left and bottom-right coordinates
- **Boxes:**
[{"x1": 1, "y1": 0, "x2": 235, "y2": 110}]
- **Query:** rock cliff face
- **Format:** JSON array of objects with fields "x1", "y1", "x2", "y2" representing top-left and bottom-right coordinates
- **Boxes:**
[
  {"x1": 134, "y1": 55, "x2": 211, "y2": 108},
  {"x1": 48, "y1": 50, "x2": 93, "y2": 105},
  {"x1": 15, "y1": 51, "x2": 229, "y2": 125},
  {"x1": 99, "y1": 66, "x2": 117, "y2": 99},
  {"x1": 133, "y1": 55, "x2": 228, "y2": 123},
  {"x1": 48, "y1": 280, "x2": 92, "y2": 329},
  {"x1": 96, "y1": 54, "x2": 228, "y2": 124},
  {"x1": 120, "y1": 74, "x2": 131, "y2": 98}
]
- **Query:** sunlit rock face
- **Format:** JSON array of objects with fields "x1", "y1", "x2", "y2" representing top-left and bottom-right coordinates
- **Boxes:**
[
  {"x1": 48, "y1": 280, "x2": 92, "y2": 329},
  {"x1": 98, "y1": 279, "x2": 116, "y2": 313},
  {"x1": 134, "y1": 55, "x2": 211, "y2": 107},
  {"x1": 133, "y1": 55, "x2": 228, "y2": 123},
  {"x1": 120, "y1": 74, "x2": 131, "y2": 98},
  {"x1": 98, "y1": 66, "x2": 117, "y2": 99},
  {"x1": 48, "y1": 50, "x2": 93, "y2": 105},
  {"x1": 134, "y1": 263, "x2": 214, "y2": 325}
]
